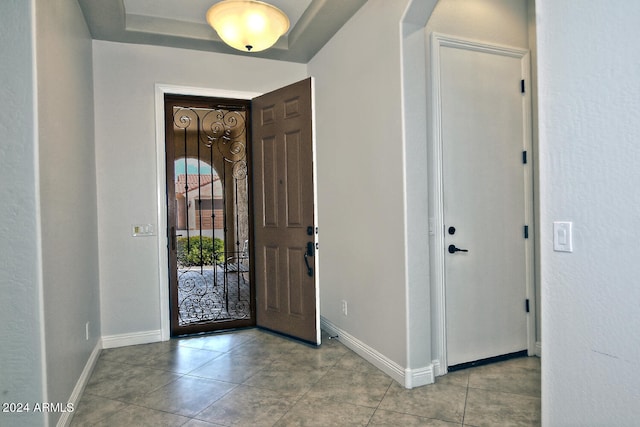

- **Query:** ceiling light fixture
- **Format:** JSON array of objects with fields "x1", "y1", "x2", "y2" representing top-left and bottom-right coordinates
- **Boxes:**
[{"x1": 206, "y1": 0, "x2": 290, "y2": 53}]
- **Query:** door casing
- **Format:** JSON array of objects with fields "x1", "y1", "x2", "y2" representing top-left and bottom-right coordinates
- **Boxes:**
[
  {"x1": 429, "y1": 33, "x2": 536, "y2": 374},
  {"x1": 155, "y1": 82, "x2": 319, "y2": 343}
]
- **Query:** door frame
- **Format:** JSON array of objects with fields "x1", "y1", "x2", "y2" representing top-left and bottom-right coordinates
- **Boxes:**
[
  {"x1": 154, "y1": 84, "x2": 261, "y2": 341},
  {"x1": 429, "y1": 33, "x2": 536, "y2": 373}
]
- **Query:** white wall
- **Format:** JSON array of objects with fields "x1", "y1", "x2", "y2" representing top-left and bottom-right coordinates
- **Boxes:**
[
  {"x1": 309, "y1": 0, "x2": 531, "y2": 378},
  {"x1": 401, "y1": 0, "x2": 438, "y2": 378},
  {"x1": 426, "y1": 0, "x2": 528, "y2": 46},
  {"x1": 36, "y1": 0, "x2": 101, "y2": 424},
  {"x1": 0, "y1": 1, "x2": 98, "y2": 425},
  {"x1": 0, "y1": 2, "x2": 47, "y2": 426},
  {"x1": 309, "y1": 0, "x2": 411, "y2": 367},
  {"x1": 536, "y1": 1, "x2": 640, "y2": 425},
  {"x1": 93, "y1": 41, "x2": 307, "y2": 338}
]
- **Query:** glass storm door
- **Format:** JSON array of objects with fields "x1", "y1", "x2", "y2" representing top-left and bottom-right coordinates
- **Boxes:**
[{"x1": 165, "y1": 95, "x2": 254, "y2": 336}]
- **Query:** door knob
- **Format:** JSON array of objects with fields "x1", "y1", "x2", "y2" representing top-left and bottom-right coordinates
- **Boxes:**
[{"x1": 448, "y1": 244, "x2": 469, "y2": 254}]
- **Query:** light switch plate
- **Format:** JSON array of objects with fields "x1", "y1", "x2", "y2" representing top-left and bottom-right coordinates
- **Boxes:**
[
  {"x1": 553, "y1": 221, "x2": 573, "y2": 252},
  {"x1": 132, "y1": 223, "x2": 155, "y2": 237}
]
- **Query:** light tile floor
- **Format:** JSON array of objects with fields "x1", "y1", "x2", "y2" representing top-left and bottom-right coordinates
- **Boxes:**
[{"x1": 71, "y1": 329, "x2": 540, "y2": 426}]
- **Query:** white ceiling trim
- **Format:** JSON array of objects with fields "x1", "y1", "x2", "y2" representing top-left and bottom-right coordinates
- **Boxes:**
[{"x1": 77, "y1": 0, "x2": 368, "y2": 63}]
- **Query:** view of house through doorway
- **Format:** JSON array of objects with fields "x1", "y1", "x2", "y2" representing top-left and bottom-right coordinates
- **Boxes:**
[{"x1": 165, "y1": 95, "x2": 254, "y2": 336}]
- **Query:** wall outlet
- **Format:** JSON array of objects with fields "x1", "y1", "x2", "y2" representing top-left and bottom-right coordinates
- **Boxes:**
[
  {"x1": 341, "y1": 300, "x2": 348, "y2": 316},
  {"x1": 85, "y1": 322, "x2": 90, "y2": 340}
]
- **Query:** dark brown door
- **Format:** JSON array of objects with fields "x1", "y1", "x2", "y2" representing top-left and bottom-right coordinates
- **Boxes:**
[{"x1": 252, "y1": 78, "x2": 319, "y2": 344}]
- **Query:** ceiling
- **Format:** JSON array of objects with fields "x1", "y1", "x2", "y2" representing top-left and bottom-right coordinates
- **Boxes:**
[{"x1": 77, "y1": 0, "x2": 368, "y2": 63}]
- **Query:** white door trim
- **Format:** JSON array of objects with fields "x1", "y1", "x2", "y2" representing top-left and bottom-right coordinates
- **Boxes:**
[
  {"x1": 310, "y1": 77, "x2": 322, "y2": 345},
  {"x1": 154, "y1": 84, "x2": 261, "y2": 341},
  {"x1": 429, "y1": 33, "x2": 535, "y2": 372}
]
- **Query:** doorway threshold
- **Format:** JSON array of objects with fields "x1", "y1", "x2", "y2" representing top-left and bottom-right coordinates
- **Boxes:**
[{"x1": 448, "y1": 349, "x2": 528, "y2": 372}]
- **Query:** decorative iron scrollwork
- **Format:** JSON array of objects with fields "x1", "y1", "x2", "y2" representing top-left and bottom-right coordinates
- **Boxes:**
[
  {"x1": 177, "y1": 265, "x2": 251, "y2": 325},
  {"x1": 172, "y1": 105, "x2": 251, "y2": 328}
]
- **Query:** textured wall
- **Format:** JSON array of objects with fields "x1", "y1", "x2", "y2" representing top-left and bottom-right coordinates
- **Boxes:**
[
  {"x1": 0, "y1": 2, "x2": 47, "y2": 426},
  {"x1": 308, "y1": 0, "x2": 530, "y2": 373},
  {"x1": 426, "y1": 0, "x2": 528, "y2": 46},
  {"x1": 35, "y1": 0, "x2": 101, "y2": 424},
  {"x1": 309, "y1": 0, "x2": 411, "y2": 366},
  {"x1": 536, "y1": 1, "x2": 640, "y2": 424}
]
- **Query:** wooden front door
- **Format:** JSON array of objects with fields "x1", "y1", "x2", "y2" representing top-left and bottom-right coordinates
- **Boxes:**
[{"x1": 252, "y1": 78, "x2": 320, "y2": 345}]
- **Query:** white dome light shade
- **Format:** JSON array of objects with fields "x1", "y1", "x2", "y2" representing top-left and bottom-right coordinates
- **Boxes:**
[{"x1": 206, "y1": 0, "x2": 290, "y2": 52}]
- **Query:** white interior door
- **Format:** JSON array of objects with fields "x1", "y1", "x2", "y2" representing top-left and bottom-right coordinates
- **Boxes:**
[{"x1": 438, "y1": 37, "x2": 531, "y2": 367}]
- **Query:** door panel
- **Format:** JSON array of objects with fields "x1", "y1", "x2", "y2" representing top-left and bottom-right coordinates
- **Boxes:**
[
  {"x1": 264, "y1": 245, "x2": 280, "y2": 310},
  {"x1": 285, "y1": 132, "x2": 303, "y2": 226},
  {"x1": 287, "y1": 247, "x2": 305, "y2": 315},
  {"x1": 440, "y1": 44, "x2": 529, "y2": 366},
  {"x1": 261, "y1": 136, "x2": 279, "y2": 227},
  {"x1": 252, "y1": 78, "x2": 319, "y2": 344}
]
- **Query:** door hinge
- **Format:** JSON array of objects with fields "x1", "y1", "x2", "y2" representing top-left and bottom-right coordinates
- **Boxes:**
[
  {"x1": 522, "y1": 150, "x2": 527, "y2": 164},
  {"x1": 525, "y1": 299, "x2": 530, "y2": 313},
  {"x1": 521, "y1": 79, "x2": 525, "y2": 94},
  {"x1": 524, "y1": 225, "x2": 529, "y2": 239}
]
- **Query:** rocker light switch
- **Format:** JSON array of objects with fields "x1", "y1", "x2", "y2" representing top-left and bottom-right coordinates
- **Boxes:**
[{"x1": 553, "y1": 221, "x2": 573, "y2": 252}]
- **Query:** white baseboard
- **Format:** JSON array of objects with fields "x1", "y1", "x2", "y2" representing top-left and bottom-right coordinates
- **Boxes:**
[
  {"x1": 57, "y1": 341, "x2": 101, "y2": 427},
  {"x1": 101, "y1": 329, "x2": 163, "y2": 349},
  {"x1": 320, "y1": 316, "x2": 434, "y2": 389},
  {"x1": 432, "y1": 358, "x2": 446, "y2": 377},
  {"x1": 405, "y1": 365, "x2": 435, "y2": 388},
  {"x1": 535, "y1": 341, "x2": 542, "y2": 357}
]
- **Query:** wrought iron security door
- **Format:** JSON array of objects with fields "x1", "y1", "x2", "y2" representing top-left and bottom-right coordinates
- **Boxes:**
[{"x1": 165, "y1": 96, "x2": 254, "y2": 336}]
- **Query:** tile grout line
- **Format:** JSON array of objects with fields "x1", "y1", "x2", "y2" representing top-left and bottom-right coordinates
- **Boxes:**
[
  {"x1": 461, "y1": 382, "x2": 470, "y2": 426},
  {"x1": 90, "y1": 333, "x2": 259, "y2": 426},
  {"x1": 267, "y1": 344, "x2": 352, "y2": 426},
  {"x1": 75, "y1": 332, "x2": 540, "y2": 426},
  {"x1": 466, "y1": 384, "x2": 541, "y2": 399},
  {"x1": 364, "y1": 380, "x2": 394, "y2": 426},
  {"x1": 188, "y1": 383, "x2": 240, "y2": 426},
  {"x1": 186, "y1": 333, "x2": 268, "y2": 425}
]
